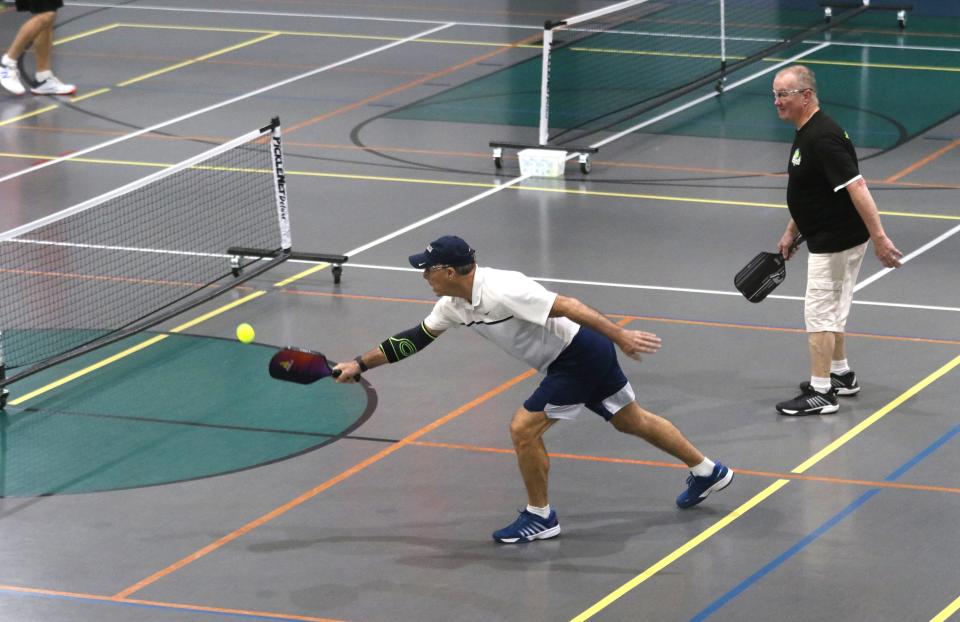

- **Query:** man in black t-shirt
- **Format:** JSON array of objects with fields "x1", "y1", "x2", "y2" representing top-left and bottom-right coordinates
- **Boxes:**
[{"x1": 772, "y1": 65, "x2": 902, "y2": 416}]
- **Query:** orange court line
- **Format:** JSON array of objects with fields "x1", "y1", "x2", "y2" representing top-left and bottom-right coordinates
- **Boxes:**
[
  {"x1": 281, "y1": 30, "x2": 543, "y2": 136},
  {"x1": 885, "y1": 138, "x2": 960, "y2": 183},
  {"x1": 112, "y1": 367, "x2": 538, "y2": 599},
  {"x1": 410, "y1": 440, "x2": 960, "y2": 496},
  {"x1": 282, "y1": 289, "x2": 960, "y2": 347},
  {"x1": 0, "y1": 583, "x2": 349, "y2": 622}
]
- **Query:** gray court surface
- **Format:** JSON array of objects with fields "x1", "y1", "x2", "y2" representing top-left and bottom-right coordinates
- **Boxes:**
[{"x1": 1, "y1": 2, "x2": 959, "y2": 621}]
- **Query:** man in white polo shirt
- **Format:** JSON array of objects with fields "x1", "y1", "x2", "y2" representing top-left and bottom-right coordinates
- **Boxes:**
[{"x1": 334, "y1": 235, "x2": 732, "y2": 543}]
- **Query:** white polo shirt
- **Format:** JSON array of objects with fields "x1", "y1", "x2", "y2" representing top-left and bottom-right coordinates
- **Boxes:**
[{"x1": 424, "y1": 266, "x2": 580, "y2": 372}]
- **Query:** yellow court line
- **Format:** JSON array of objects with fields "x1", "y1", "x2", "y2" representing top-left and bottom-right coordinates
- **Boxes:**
[
  {"x1": 71, "y1": 87, "x2": 111, "y2": 103},
  {"x1": 571, "y1": 479, "x2": 791, "y2": 622},
  {"x1": 273, "y1": 262, "x2": 330, "y2": 288},
  {"x1": 52, "y1": 23, "x2": 122, "y2": 46},
  {"x1": 113, "y1": 22, "x2": 537, "y2": 49},
  {"x1": 931, "y1": 594, "x2": 960, "y2": 622},
  {"x1": 117, "y1": 32, "x2": 280, "y2": 87},
  {"x1": 793, "y1": 353, "x2": 960, "y2": 473},
  {"x1": 573, "y1": 353, "x2": 960, "y2": 620},
  {"x1": 0, "y1": 105, "x2": 58, "y2": 126},
  {"x1": 0, "y1": 151, "x2": 957, "y2": 222},
  {"x1": 9, "y1": 291, "x2": 266, "y2": 406}
]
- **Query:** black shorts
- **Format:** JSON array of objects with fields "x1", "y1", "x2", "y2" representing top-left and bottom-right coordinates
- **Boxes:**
[{"x1": 15, "y1": 0, "x2": 63, "y2": 14}]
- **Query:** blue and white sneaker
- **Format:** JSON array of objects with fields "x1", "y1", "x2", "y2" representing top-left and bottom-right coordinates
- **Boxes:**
[
  {"x1": 492, "y1": 509, "x2": 560, "y2": 543},
  {"x1": 676, "y1": 462, "x2": 733, "y2": 509}
]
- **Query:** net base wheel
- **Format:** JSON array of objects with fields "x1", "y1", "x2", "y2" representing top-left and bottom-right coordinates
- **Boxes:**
[
  {"x1": 492, "y1": 146, "x2": 504, "y2": 170},
  {"x1": 578, "y1": 154, "x2": 591, "y2": 175},
  {"x1": 332, "y1": 264, "x2": 343, "y2": 284}
]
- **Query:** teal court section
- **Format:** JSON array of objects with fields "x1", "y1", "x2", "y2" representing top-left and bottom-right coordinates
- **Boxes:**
[
  {"x1": 387, "y1": 13, "x2": 960, "y2": 150},
  {"x1": 0, "y1": 333, "x2": 376, "y2": 497}
]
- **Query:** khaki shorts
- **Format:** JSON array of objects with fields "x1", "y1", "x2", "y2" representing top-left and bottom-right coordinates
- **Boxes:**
[{"x1": 805, "y1": 242, "x2": 867, "y2": 333}]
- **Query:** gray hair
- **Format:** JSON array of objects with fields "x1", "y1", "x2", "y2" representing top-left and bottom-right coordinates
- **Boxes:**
[
  {"x1": 454, "y1": 262, "x2": 475, "y2": 276},
  {"x1": 780, "y1": 65, "x2": 817, "y2": 92}
]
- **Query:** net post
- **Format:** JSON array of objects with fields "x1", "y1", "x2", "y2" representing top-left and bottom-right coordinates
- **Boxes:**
[
  {"x1": 270, "y1": 117, "x2": 292, "y2": 252},
  {"x1": 0, "y1": 331, "x2": 8, "y2": 409},
  {"x1": 717, "y1": 0, "x2": 727, "y2": 93},
  {"x1": 538, "y1": 25, "x2": 554, "y2": 146}
]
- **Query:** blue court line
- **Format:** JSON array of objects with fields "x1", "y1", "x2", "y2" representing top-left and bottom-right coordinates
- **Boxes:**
[
  {"x1": 0, "y1": 586, "x2": 318, "y2": 621},
  {"x1": 689, "y1": 423, "x2": 960, "y2": 621}
]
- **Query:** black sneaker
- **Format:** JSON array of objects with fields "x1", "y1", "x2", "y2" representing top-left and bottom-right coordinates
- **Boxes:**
[
  {"x1": 798, "y1": 370, "x2": 860, "y2": 396},
  {"x1": 776, "y1": 386, "x2": 839, "y2": 416}
]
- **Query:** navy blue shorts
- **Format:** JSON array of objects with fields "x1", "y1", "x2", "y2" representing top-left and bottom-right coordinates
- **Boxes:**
[
  {"x1": 16, "y1": 0, "x2": 62, "y2": 14},
  {"x1": 523, "y1": 326, "x2": 633, "y2": 421}
]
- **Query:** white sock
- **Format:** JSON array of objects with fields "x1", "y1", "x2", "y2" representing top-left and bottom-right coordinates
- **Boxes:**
[
  {"x1": 831, "y1": 359, "x2": 851, "y2": 375},
  {"x1": 691, "y1": 458, "x2": 715, "y2": 477},
  {"x1": 811, "y1": 376, "x2": 832, "y2": 394},
  {"x1": 35, "y1": 70, "x2": 53, "y2": 81},
  {"x1": 526, "y1": 504, "x2": 551, "y2": 519},
  {"x1": 2, "y1": 55, "x2": 16, "y2": 68}
]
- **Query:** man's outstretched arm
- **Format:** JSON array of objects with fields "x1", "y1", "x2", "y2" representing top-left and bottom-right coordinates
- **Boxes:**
[{"x1": 333, "y1": 322, "x2": 443, "y2": 382}]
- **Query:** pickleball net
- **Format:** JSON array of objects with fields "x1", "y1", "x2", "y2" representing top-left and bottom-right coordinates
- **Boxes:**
[
  {"x1": 532, "y1": 0, "x2": 868, "y2": 147},
  {"x1": 0, "y1": 117, "x2": 292, "y2": 399}
]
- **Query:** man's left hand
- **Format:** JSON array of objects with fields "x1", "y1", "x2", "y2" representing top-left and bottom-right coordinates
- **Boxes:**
[
  {"x1": 618, "y1": 329, "x2": 662, "y2": 361},
  {"x1": 874, "y1": 235, "x2": 903, "y2": 268}
]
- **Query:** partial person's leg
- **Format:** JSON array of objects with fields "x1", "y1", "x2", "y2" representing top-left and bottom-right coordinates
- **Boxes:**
[
  {"x1": 609, "y1": 401, "x2": 702, "y2": 466},
  {"x1": 5, "y1": 12, "x2": 54, "y2": 60},
  {"x1": 610, "y1": 401, "x2": 733, "y2": 508},
  {"x1": 833, "y1": 333, "x2": 846, "y2": 360},
  {"x1": 492, "y1": 407, "x2": 560, "y2": 543},
  {"x1": 808, "y1": 331, "x2": 835, "y2": 378},
  {"x1": 32, "y1": 13, "x2": 55, "y2": 73},
  {"x1": 508, "y1": 407, "x2": 556, "y2": 507},
  {"x1": 776, "y1": 251, "x2": 843, "y2": 415}
]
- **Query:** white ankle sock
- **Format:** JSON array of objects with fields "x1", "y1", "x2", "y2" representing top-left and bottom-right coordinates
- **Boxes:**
[
  {"x1": 691, "y1": 458, "x2": 715, "y2": 477},
  {"x1": 811, "y1": 376, "x2": 832, "y2": 394},
  {"x1": 35, "y1": 70, "x2": 53, "y2": 81},
  {"x1": 831, "y1": 359, "x2": 850, "y2": 375},
  {"x1": 2, "y1": 55, "x2": 16, "y2": 68},
  {"x1": 526, "y1": 504, "x2": 551, "y2": 518}
]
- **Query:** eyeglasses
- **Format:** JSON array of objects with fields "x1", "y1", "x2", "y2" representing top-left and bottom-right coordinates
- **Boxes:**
[
  {"x1": 773, "y1": 88, "x2": 811, "y2": 99},
  {"x1": 423, "y1": 264, "x2": 449, "y2": 275}
]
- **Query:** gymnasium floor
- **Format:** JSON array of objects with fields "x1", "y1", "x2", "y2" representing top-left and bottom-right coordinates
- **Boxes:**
[{"x1": 1, "y1": 2, "x2": 958, "y2": 621}]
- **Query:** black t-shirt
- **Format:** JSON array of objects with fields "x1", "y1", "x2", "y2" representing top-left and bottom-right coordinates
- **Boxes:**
[{"x1": 786, "y1": 110, "x2": 869, "y2": 253}]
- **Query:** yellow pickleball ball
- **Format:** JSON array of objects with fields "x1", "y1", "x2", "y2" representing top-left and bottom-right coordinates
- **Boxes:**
[{"x1": 236, "y1": 323, "x2": 255, "y2": 344}]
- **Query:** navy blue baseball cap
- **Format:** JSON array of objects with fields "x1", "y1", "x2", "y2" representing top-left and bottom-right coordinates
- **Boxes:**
[{"x1": 408, "y1": 235, "x2": 476, "y2": 269}]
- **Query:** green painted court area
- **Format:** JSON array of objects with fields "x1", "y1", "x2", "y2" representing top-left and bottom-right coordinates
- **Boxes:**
[
  {"x1": 388, "y1": 13, "x2": 960, "y2": 150},
  {"x1": 0, "y1": 334, "x2": 375, "y2": 497}
]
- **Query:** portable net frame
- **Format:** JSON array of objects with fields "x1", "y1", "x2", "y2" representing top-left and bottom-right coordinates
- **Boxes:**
[
  {"x1": 490, "y1": 0, "x2": 898, "y2": 172},
  {"x1": 0, "y1": 118, "x2": 299, "y2": 405}
]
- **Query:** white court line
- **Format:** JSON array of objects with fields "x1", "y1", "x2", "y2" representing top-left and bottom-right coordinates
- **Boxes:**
[
  {"x1": 68, "y1": 2, "x2": 542, "y2": 30},
  {"x1": 344, "y1": 174, "x2": 534, "y2": 257},
  {"x1": 322, "y1": 262, "x2": 960, "y2": 314},
  {"x1": 0, "y1": 22, "x2": 454, "y2": 189},
  {"x1": 65, "y1": 3, "x2": 960, "y2": 54},
  {"x1": 855, "y1": 222, "x2": 960, "y2": 292},
  {"x1": 340, "y1": 43, "x2": 832, "y2": 260}
]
